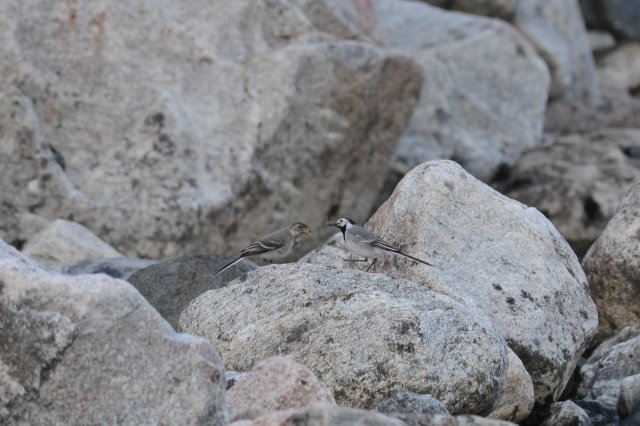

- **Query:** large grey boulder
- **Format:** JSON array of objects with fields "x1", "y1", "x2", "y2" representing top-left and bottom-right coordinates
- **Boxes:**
[
  {"x1": 21, "y1": 219, "x2": 122, "y2": 268},
  {"x1": 127, "y1": 254, "x2": 257, "y2": 329},
  {"x1": 180, "y1": 263, "x2": 518, "y2": 415},
  {"x1": 305, "y1": 160, "x2": 598, "y2": 406},
  {"x1": 498, "y1": 129, "x2": 640, "y2": 258},
  {"x1": 582, "y1": 178, "x2": 640, "y2": 340},
  {"x1": 0, "y1": 0, "x2": 422, "y2": 259},
  {"x1": 226, "y1": 356, "x2": 335, "y2": 421},
  {"x1": 374, "y1": 0, "x2": 549, "y2": 182},
  {"x1": 0, "y1": 240, "x2": 227, "y2": 425},
  {"x1": 423, "y1": 0, "x2": 600, "y2": 102}
]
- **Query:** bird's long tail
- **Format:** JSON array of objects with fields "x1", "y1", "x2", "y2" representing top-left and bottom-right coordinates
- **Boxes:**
[
  {"x1": 212, "y1": 256, "x2": 244, "y2": 278},
  {"x1": 397, "y1": 251, "x2": 433, "y2": 267}
]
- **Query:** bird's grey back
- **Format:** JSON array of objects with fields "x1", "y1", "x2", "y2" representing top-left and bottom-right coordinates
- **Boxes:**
[
  {"x1": 348, "y1": 225, "x2": 381, "y2": 244},
  {"x1": 348, "y1": 225, "x2": 402, "y2": 251}
]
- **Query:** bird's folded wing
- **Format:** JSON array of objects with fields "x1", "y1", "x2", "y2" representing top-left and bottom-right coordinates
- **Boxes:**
[
  {"x1": 240, "y1": 239, "x2": 284, "y2": 256},
  {"x1": 369, "y1": 237, "x2": 401, "y2": 253}
]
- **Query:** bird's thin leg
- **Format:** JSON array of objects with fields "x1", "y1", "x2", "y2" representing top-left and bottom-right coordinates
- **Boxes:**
[{"x1": 365, "y1": 258, "x2": 378, "y2": 272}]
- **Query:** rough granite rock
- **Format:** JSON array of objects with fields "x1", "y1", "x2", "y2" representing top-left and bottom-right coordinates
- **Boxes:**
[
  {"x1": 513, "y1": 0, "x2": 599, "y2": 102},
  {"x1": 577, "y1": 330, "x2": 640, "y2": 409},
  {"x1": 498, "y1": 129, "x2": 640, "y2": 258},
  {"x1": 227, "y1": 356, "x2": 335, "y2": 421},
  {"x1": 373, "y1": 391, "x2": 450, "y2": 425},
  {"x1": 127, "y1": 254, "x2": 257, "y2": 329},
  {"x1": 62, "y1": 257, "x2": 158, "y2": 280},
  {"x1": 21, "y1": 219, "x2": 122, "y2": 268},
  {"x1": 0, "y1": 0, "x2": 422, "y2": 258},
  {"x1": 598, "y1": 43, "x2": 640, "y2": 97},
  {"x1": 292, "y1": 0, "x2": 382, "y2": 42},
  {"x1": 423, "y1": 0, "x2": 600, "y2": 102},
  {"x1": 305, "y1": 160, "x2": 598, "y2": 406},
  {"x1": 227, "y1": 404, "x2": 408, "y2": 426},
  {"x1": 544, "y1": 41, "x2": 640, "y2": 136},
  {"x1": 180, "y1": 263, "x2": 515, "y2": 415},
  {"x1": 375, "y1": 0, "x2": 549, "y2": 182},
  {"x1": 452, "y1": 418, "x2": 515, "y2": 426},
  {"x1": 573, "y1": 399, "x2": 619, "y2": 426},
  {"x1": 582, "y1": 178, "x2": 640, "y2": 340},
  {"x1": 540, "y1": 401, "x2": 592, "y2": 426},
  {"x1": 228, "y1": 405, "x2": 518, "y2": 426},
  {"x1": 543, "y1": 95, "x2": 640, "y2": 136},
  {"x1": 618, "y1": 374, "x2": 640, "y2": 420},
  {"x1": 0, "y1": 240, "x2": 227, "y2": 425},
  {"x1": 589, "y1": 325, "x2": 640, "y2": 360},
  {"x1": 487, "y1": 349, "x2": 535, "y2": 423}
]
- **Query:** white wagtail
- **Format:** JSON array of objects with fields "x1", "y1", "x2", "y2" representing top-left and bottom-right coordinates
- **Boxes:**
[
  {"x1": 213, "y1": 222, "x2": 312, "y2": 278},
  {"x1": 328, "y1": 217, "x2": 433, "y2": 271}
]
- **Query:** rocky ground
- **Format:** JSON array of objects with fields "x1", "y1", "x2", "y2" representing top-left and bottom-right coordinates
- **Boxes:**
[{"x1": 1, "y1": 1, "x2": 640, "y2": 425}]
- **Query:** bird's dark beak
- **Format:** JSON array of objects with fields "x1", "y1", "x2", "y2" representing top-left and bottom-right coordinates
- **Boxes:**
[{"x1": 325, "y1": 220, "x2": 338, "y2": 228}]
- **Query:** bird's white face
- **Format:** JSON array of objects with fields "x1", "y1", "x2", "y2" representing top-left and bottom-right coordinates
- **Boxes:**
[{"x1": 335, "y1": 218, "x2": 351, "y2": 228}]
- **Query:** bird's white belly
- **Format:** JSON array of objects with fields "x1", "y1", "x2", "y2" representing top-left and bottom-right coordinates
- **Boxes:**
[
  {"x1": 345, "y1": 238, "x2": 385, "y2": 259},
  {"x1": 261, "y1": 240, "x2": 293, "y2": 261}
]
